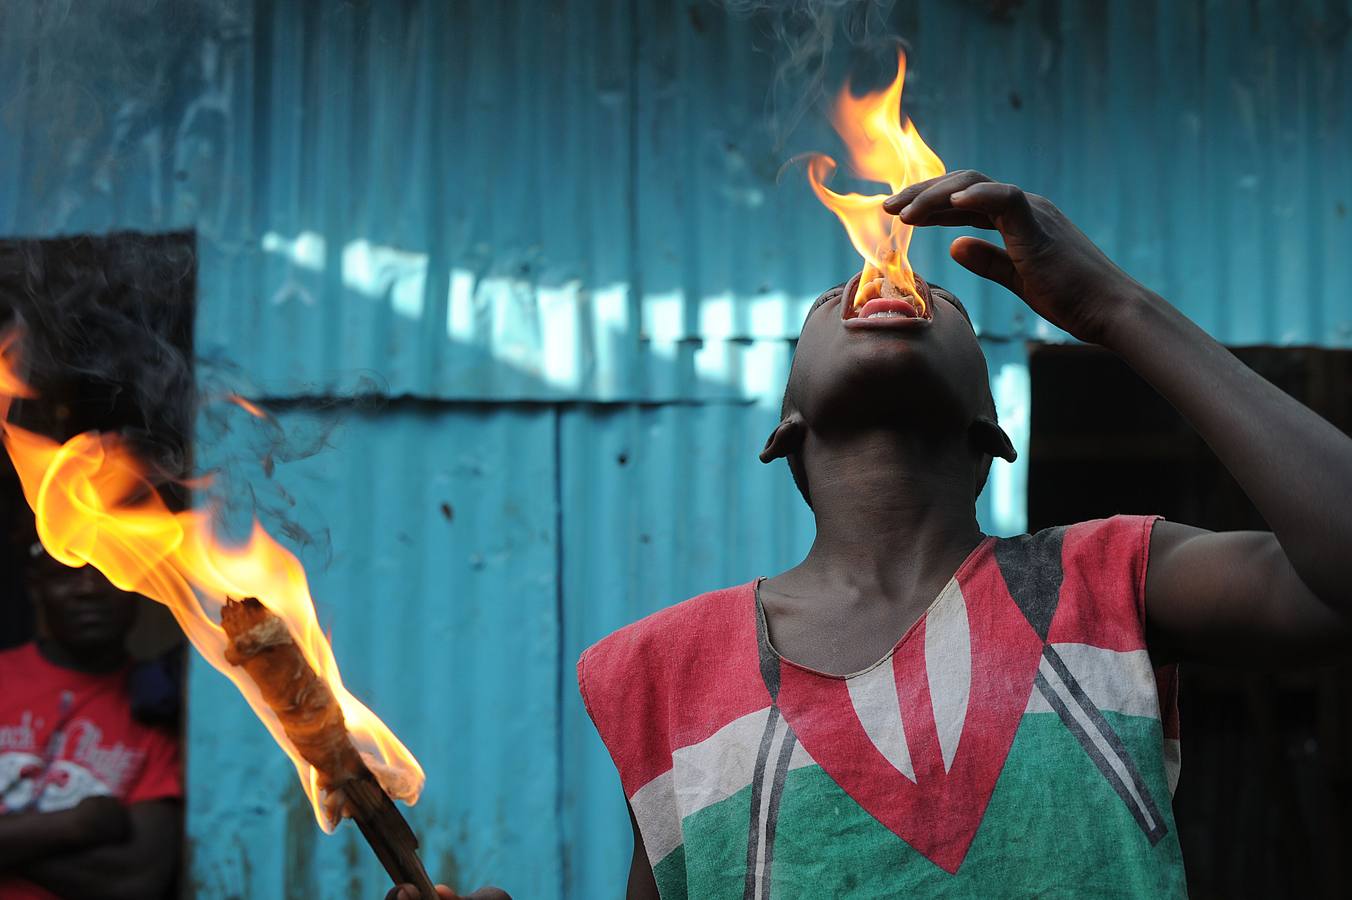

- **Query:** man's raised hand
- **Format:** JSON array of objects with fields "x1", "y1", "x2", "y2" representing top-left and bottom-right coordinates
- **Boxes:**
[{"x1": 884, "y1": 171, "x2": 1145, "y2": 346}]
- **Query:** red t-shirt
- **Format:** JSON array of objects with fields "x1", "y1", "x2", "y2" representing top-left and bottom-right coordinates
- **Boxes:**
[{"x1": 0, "y1": 643, "x2": 182, "y2": 899}]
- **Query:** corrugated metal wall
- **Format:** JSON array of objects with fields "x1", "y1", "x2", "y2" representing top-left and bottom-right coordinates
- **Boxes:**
[{"x1": 2, "y1": 1, "x2": 1350, "y2": 896}]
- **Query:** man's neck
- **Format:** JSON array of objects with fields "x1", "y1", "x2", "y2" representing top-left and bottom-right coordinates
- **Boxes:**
[
  {"x1": 792, "y1": 428, "x2": 983, "y2": 601},
  {"x1": 36, "y1": 639, "x2": 127, "y2": 675}
]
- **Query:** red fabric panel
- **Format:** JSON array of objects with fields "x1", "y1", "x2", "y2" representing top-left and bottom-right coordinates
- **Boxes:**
[
  {"x1": 1046, "y1": 515, "x2": 1158, "y2": 652},
  {"x1": 891, "y1": 622, "x2": 944, "y2": 781},
  {"x1": 0, "y1": 643, "x2": 183, "y2": 900},
  {"x1": 578, "y1": 582, "x2": 769, "y2": 797},
  {"x1": 0, "y1": 644, "x2": 183, "y2": 813},
  {"x1": 124, "y1": 723, "x2": 182, "y2": 805},
  {"x1": 775, "y1": 548, "x2": 1043, "y2": 874}
]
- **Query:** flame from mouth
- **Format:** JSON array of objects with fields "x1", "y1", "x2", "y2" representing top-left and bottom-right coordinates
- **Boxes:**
[
  {"x1": 0, "y1": 328, "x2": 423, "y2": 831},
  {"x1": 805, "y1": 50, "x2": 945, "y2": 316}
]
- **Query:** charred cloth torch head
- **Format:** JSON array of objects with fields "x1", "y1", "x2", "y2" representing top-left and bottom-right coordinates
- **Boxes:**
[{"x1": 221, "y1": 597, "x2": 440, "y2": 900}]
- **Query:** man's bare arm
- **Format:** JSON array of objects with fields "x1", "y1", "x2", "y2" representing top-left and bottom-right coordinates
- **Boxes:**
[
  {"x1": 889, "y1": 172, "x2": 1352, "y2": 663},
  {"x1": 627, "y1": 799, "x2": 660, "y2": 900},
  {"x1": 1145, "y1": 523, "x2": 1349, "y2": 665},
  {"x1": 17, "y1": 800, "x2": 180, "y2": 900}
]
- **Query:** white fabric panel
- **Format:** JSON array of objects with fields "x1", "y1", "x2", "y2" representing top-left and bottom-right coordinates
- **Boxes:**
[
  {"x1": 629, "y1": 768, "x2": 682, "y2": 865},
  {"x1": 924, "y1": 580, "x2": 972, "y2": 773},
  {"x1": 641, "y1": 706, "x2": 818, "y2": 832},
  {"x1": 748, "y1": 714, "x2": 792, "y2": 899},
  {"x1": 1037, "y1": 655, "x2": 1160, "y2": 834},
  {"x1": 1024, "y1": 643, "x2": 1159, "y2": 720},
  {"x1": 846, "y1": 656, "x2": 915, "y2": 781}
]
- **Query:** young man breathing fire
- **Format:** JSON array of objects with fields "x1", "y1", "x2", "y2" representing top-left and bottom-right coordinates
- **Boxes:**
[{"x1": 566, "y1": 172, "x2": 1352, "y2": 898}]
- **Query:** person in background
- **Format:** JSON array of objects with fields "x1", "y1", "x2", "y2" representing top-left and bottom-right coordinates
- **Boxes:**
[{"x1": 0, "y1": 547, "x2": 181, "y2": 900}]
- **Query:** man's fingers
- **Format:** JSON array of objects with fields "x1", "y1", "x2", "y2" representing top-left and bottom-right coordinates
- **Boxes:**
[
  {"x1": 883, "y1": 174, "x2": 950, "y2": 214},
  {"x1": 883, "y1": 170, "x2": 990, "y2": 217},
  {"x1": 948, "y1": 182, "x2": 1041, "y2": 243},
  {"x1": 891, "y1": 170, "x2": 992, "y2": 224},
  {"x1": 910, "y1": 209, "x2": 998, "y2": 230},
  {"x1": 429, "y1": 881, "x2": 513, "y2": 897},
  {"x1": 950, "y1": 236, "x2": 1021, "y2": 295}
]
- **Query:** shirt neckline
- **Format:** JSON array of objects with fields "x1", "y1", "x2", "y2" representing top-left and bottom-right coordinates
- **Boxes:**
[{"x1": 754, "y1": 535, "x2": 994, "y2": 681}]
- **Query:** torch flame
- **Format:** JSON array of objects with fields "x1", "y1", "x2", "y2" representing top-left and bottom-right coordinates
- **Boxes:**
[
  {"x1": 226, "y1": 392, "x2": 270, "y2": 421},
  {"x1": 806, "y1": 50, "x2": 945, "y2": 313},
  {"x1": 0, "y1": 330, "x2": 422, "y2": 831}
]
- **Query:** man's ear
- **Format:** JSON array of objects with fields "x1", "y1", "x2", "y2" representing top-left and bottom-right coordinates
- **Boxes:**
[
  {"x1": 760, "y1": 412, "x2": 806, "y2": 464},
  {"x1": 970, "y1": 415, "x2": 1017, "y2": 463}
]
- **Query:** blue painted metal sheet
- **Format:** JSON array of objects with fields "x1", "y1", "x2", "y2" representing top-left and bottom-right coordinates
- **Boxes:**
[
  {"x1": 187, "y1": 403, "x2": 563, "y2": 898},
  {"x1": 2, "y1": 1, "x2": 1348, "y2": 405},
  {"x1": 0, "y1": 1, "x2": 1349, "y2": 898}
]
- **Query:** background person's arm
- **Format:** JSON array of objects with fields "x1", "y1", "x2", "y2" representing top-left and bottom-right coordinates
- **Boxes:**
[
  {"x1": 888, "y1": 172, "x2": 1352, "y2": 664},
  {"x1": 0, "y1": 794, "x2": 128, "y2": 869},
  {"x1": 17, "y1": 799, "x2": 179, "y2": 900}
]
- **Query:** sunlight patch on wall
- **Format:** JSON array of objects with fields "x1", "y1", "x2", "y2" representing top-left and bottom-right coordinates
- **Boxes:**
[
  {"x1": 987, "y1": 358, "x2": 1030, "y2": 536},
  {"x1": 259, "y1": 232, "x2": 801, "y2": 402}
]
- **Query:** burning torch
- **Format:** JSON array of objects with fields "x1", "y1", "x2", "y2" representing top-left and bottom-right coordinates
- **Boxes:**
[
  {"x1": 804, "y1": 49, "x2": 946, "y2": 317},
  {"x1": 0, "y1": 330, "x2": 439, "y2": 898}
]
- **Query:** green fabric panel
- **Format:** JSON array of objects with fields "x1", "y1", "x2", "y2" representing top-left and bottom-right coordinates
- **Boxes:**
[
  {"x1": 670, "y1": 712, "x2": 1186, "y2": 899},
  {"x1": 675, "y1": 781, "x2": 754, "y2": 899},
  {"x1": 651, "y1": 844, "x2": 688, "y2": 900}
]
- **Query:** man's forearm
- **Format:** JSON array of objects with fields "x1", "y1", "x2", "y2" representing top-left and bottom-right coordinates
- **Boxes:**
[
  {"x1": 17, "y1": 800, "x2": 179, "y2": 900},
  {"x1": 1104, "y1": 288, "x2": 1352, "y2": 607},
  {"x1": 20, "y1": 843, "x2": 165, "y2": 900},
  {"x1": 0, "y1": 808, "x2": 90, "y2": 869}
]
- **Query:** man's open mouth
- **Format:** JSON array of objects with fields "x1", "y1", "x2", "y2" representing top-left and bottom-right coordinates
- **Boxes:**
[
  {"x1": 855, "y1": 297, "x2": 921, "y2": 319},
  {"x1": 841, "y1": 272, "x2": 933, "y2": 328}
]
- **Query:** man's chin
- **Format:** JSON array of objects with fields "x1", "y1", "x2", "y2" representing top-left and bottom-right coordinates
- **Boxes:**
[{"x1": 813, "y1": 370, "x2": 974, "y2": 434}]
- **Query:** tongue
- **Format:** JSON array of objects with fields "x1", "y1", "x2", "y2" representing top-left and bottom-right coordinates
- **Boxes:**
[{"x1": 857, "y1": 297, "x2": 918, "y2": 318}]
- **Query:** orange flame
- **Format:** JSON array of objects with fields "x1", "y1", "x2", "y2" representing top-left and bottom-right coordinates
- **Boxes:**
[
  {"x1": 806, "y1": 50, "x2": 945, "y2": 313},
  {"x1": 0, "y1": 331, "x2": 422, "y2": 831},
  {"x1": 226, "y1": 393, "x2": 269, "y2": 420}
]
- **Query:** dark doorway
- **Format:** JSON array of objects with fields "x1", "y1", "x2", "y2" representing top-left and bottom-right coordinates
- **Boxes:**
[
  {"x1": 0, "y1": 231, "x2": 195, "y2": 900},
  {"x1": 0, "y1": 230, "x2": 196, "y2": 656},
  {"x1": 1028, "y1": 343, "x2": 1352, "y2": 899}
]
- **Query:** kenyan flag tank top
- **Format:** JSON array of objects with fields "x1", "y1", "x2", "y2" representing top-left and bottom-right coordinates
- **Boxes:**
[{"x1": 579, "y1": 515, "x2": 1187, "y2": 898}]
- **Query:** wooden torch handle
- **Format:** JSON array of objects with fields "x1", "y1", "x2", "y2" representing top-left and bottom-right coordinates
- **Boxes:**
[{"x1": 343, "y1": 775, "x2": 439, "y2": 899}]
